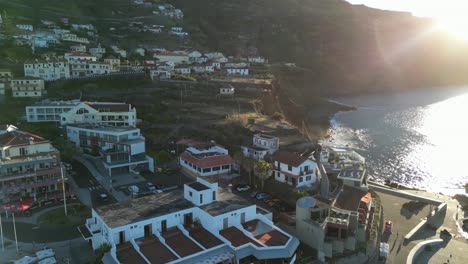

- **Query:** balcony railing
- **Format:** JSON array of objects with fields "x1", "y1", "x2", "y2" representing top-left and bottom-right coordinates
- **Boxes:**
[
  {"x1": 0, "y1": 176, "x2": 66, "y2": 193},
  {"x1": 0, "y1": 167, "x2": 62, "y2": 182}
]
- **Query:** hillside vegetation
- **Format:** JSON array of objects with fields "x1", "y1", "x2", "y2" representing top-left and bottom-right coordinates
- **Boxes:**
[{"x1": 173, "y1": 0, "x2": 468, "y2": 96}]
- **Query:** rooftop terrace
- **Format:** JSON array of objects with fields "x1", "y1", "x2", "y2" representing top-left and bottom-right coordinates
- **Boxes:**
[
  {"x1": 187, "y1": 226, "x2": 224, "y2": 249},
  {"x1": 162, "y1": 227, "x2": 203, "y2": 257},
  {"x1": 200, "y1": 188, "x2": 252, "y2": 216},
  {"x1": 220, "y1": 226, "x2": 263, "y2": 248},
  {"x1": 116, "y1": 242, "x2": 146, "y2": 264},
  {"x1": 137, "y1": 235, "x2": 178, "y2": 264}
]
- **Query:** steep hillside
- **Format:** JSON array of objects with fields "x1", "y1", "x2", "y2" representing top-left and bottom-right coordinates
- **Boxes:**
[{"x1": 173, "y1": 0, "x2": 468, "y2": 96}]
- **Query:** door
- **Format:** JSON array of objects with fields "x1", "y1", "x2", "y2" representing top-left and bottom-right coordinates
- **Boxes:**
[
  {"x1": 161, "y1": 220, "x2": 167, "y2": 233},
  {"x1": 118, "y1": 231, "x2": 125, "y2": 244},
  {"x1": 144, "y1": 224, "x2": 152, "y2": 237},
  {"x1": 223, "y1": 218, "x2": 228, "y2": 229},
  {"x1": 184, "y1": 213, "x2": 193, "y2": 227},
  {"x1": 241, "y1": 212, "x2": 246, "y2": 224}
]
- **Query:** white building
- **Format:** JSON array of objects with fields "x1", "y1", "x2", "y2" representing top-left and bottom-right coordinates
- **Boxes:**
[
  {"x1": 89, "y1": 44, "x2": 106, "y2": 58},
  {"x1": 241, "y1": 134, "x2": 279, "y2": 160},
  {"x1": 219, "y1": 85, "x2": 235, "y2": 97},
  {"x1": 273, "y1": 151, "x2": 318, "y2": 188},
  {"x1": 226, "y1": 68, "x2": 249, "y2": 76},
  {"x1": 320, "y1": 144, "x2": 365, "y2": 173},
  {"x1": 0, "y1": 69, "x2": 13, "y2": 82},
  {"x1": 177, "y1": 139, "x2": 235, "y2": 180},
  {"x1": 0, "y1": 83, "x2": 4, "y2": 95},
  {"x1": 248, "y1": 57, "x2": 266, "y2": 64},
  {"x1": 104, "y1": 57, "x2": 121, "y2": 72},
  {"x1": 78, "y1": 177, "x2": 299, "y2": 264},
  {"x1": 66, "y1": 124, "x2": 154, "y2": 176},
  {"x1": 174, "y1": 67, "x2": 191, "y2": 75},
  {"x1": 153, "y1": 51, "x2": 189, "y2": 65},
  {"x1": 24, "y1": 59, "x2": 71, "y2": 81},
  {"x1": 70, "y1": 44, "x2": 87, "y2": 52},
  {"x1": 61, "y1": 33, "x2": 89, "y2": 44},
  {"x1": 11, "y1": 77, "x2": 45, "y2": 98},
  {"x1": 64, "y1": 52, "x2": 97, "y2": 63},
  {"x1": 88, "y1": 62, "x2": 111, "y2": 76},
  {"x1": 26, "y1": 100, "x2": 137, "y2": 127},
  {"x1": 150, "y1": 70, "x2": 171, "y2": 80},
  {"x1": 111, "y1": 46, "x2": 127, "y2": 58},
  {"x1": 16, "y1": 24, "x2": 33, "y2": 31}
]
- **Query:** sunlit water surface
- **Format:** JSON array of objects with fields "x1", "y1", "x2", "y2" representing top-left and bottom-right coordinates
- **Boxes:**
[{"x1": 328, "y1": 88, "x2": 468, "y2": 195}]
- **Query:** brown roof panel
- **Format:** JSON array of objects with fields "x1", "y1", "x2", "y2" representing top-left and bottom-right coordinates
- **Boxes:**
[
  {"x1": 0, "y1": 130, "x2": 49, "y2": 147},
  {"x1": 273, "y1": 150, "x2": 309, "y2": 167},
  {"x1": 180, "y1": 152, "x2": 234, "y2": 169}
]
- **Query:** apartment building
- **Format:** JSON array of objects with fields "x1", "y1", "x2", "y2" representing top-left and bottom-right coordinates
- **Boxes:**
[
  {"x1": 0, "y1": 125, "x2": 65, "y2": 208},
  {"x1": 26, "y1": 100, "x2": 137, "y2": 127},
  {"x1": 79, "y1": 178, "x2": 299, "y2": 264},
  {"x1": 11, "y1": 77, "x2": 46, "y2": 97},
  {"x1": 66, "y1": 124, "x2": 154, "y2": 176},
  {"x1": 24, "y1": 59, "x2": 71, "y2": 81}
]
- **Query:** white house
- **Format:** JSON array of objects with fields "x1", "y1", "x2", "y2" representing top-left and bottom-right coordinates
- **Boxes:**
[
  {"x1": 248, "y1": 57, "x2": 267, "y2": 64},
  {"x1": 64, "y1": 52, "x2": 97, "y2": 63},
  {"x1": 111, "y1": 46, "x2": 127, "y2": 58},
  {"x1": 16, "y1": 24, "x2": 33, "y2": 31},
  {"x1": 11, "y1": 77, "x2": 45, "y2": 98},
  {"x1": 79, "y1": 177, "x2": 299, "y2": 264},
  {"x1": 104, "y1": 57, "x2": 121, "y2": 72},
  {"x1": 89, "y1": 44, "x2": 106, "y2": 58},
  {"x1": 177, "y1": 139, "x2": 235, "y2": 180},
  {"x1": 88, "y1": 62, "x2": 111, "y2": 75},
  {"x1": 226, "y1": 68, "x2": 249, "y2": 75},
  {"x1": 219, "y1": 86, "x2": 235, "y2": 97},
  {"x1": 273, "y1": 151, "x2": 318, "y2": 188},
  {"x1": 188, "y1": 51, "x2": 202, "y2": 59},
  {"x1": 149, "y1": 70, "x2": 171, "y2": 80},
  {"x1": 153, "y1": 51, "x2": 189, "y2": 65},
  {"x1": 24, "y1": 59, "x2": 70, "y2": 81},
  {"x1": 134, "y1": 48, "x2": 145, "y2": 57},
  {"x1": 61, "y1": 33, "x2": 89, "y2": 44},
  {"x1": 66, "y1": 124, "x2": 154, "y2": 176},
  {"x1": 241, "y1": 134, "x2": 279, "y2": 160},
  {"x1": 0, "y1": 69, "x2": 13, "y2": 82},
  {"x1": 70, "y1": 44, "x2": 87, "y2": 52},
  {"x1": 174, "y1": 67, "x2": 191, "y2": 75}
]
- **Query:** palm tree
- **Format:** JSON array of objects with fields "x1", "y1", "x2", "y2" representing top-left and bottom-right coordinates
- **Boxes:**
[{"x1": 254, "y1": 160, "x2": 273, "y2": 191}]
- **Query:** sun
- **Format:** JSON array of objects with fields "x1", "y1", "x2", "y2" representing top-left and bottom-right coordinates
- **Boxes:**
[{"x1": 437, "y1": 17, "x2": 468, "y2": 40}]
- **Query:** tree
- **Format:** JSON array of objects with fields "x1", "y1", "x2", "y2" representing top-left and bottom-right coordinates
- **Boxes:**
[
  {"x1": 233, "y1": 151, "x2": 255, "y2": 185},
  {"x1": 254, "y1": 160, "x2": 273, "y2": 191}
]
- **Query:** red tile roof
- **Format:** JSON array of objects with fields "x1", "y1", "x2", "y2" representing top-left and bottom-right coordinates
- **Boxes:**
[
  {"x1": 180, "y1": 152, "x2": 234, "y2": 169},
  {"x1": 273, "y1": 150, "x2": 310, "y2": 167},
  {"x1": 0, "y1": 130, "x2": 49, "y2": 147}
]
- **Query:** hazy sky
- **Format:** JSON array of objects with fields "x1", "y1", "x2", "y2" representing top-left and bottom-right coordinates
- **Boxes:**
[{"x1": 345, "y1": 0, "x2": 466, "y2": 18}]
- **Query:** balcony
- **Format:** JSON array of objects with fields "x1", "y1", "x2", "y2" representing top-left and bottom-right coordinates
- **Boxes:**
[
  {"x1": 0, "y1": 176, "x2": 65, "y2": 193},
  {"x1": 0, "y1": 167, "x2": 62, "y2": 182}
]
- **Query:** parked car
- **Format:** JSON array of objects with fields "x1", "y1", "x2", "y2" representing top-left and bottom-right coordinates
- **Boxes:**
[
  {"x1": 384, "y1": 220, "x2": 393, "y2": 233},
  {"x1": 236, "y1": 184, "x2": 250, "y2": 192},
  {"x1": 146, "y1": 182, "x2": 157, "y2": 191},
  {"x1": 99, "y1": 193, "x2": 108, "y2": 201},
  {"x1": 256, "y1": 193, "x2": 269, "y2": 200},
  {"x1": 249, "y1": 191, "x2": 260, "y2": 198},
  {"x1": 61, "y1": 162, "x2": 72, "y2": 171},
  {"x1": 128, "y1": 185, "x2": 139, "y2": 195}
]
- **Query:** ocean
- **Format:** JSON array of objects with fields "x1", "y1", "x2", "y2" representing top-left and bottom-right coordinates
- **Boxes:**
[{"x1": 328, "y1": 87, "x2": 468, "y2": 195}]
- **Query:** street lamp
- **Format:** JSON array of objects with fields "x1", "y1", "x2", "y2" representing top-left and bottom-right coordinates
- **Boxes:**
[{"x1": 61, "y1": 167, "x2": 68, "y2": 216}]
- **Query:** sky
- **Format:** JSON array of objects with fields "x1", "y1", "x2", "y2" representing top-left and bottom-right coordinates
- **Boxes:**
[{"x1": 344, "y1": 0, "x2": 466, "y2": 18}]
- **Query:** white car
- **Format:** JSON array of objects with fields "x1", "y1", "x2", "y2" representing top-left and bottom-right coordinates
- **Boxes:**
[
  {"x1": 236, "y1": 185, "x2": 251, "y2": 192},
  {"x1": 146, "y1": 182, "x2": 162, "y2": 194}
]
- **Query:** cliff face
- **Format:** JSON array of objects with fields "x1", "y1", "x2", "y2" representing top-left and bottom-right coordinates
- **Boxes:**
[{"x1": 174, "y1": 0, "x2": 468, "y2": 96}]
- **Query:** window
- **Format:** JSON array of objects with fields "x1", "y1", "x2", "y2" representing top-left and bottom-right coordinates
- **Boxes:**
[
  {"x1": 4, "y1": 149, "x2": 10, "y2": 157},
  {"x1": 200, "y1": 194, "x2": 203, "y2": 204},
  {"x1": 222, "y1": 165, "x2": 230, "y2": 170},
  {"x1": 212, "y1": 191, "x2": 216, "y2": 201},
  {"x1": 299, "y1": 177, "x2": 303, "y2": 182},
  {"x1": 276, "y1": 171, "x2": 280, "y2": 177},
  {"x1": 288, "y1": 165, "x2": 292, "y2": 171},
  {"x1": 189, "y1": 191, "x2": 192, "y2": 197},
  {"x1": 212, "y1": 166, "x2": 220, "y2": 171},
  {"x1": 306, "y1": 176, "x2": 311, "y2": 181}
]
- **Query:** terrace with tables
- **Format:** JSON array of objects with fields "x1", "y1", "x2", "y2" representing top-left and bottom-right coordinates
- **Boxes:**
[
  {"x1": 137, "y1": 235, "x2": 178, "y2": 264},
  {"x1": 242, "y1": 219, "x2": 290, "y2": 246},
  {"x1": 220, "y1": 226, "x2": 264, "y2": 248},
  {"x1": 187, "y1": 226, "x2": 224, "y2": 249},
  {"x1": 116, "y1": 242, "x2": 147, "y2": 264},
  {"x1": 162, "y1": 227, "x2": 203, "y2": 257}
]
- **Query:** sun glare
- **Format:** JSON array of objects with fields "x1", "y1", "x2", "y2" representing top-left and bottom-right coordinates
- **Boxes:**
[{"x1": 437, "y1": 17, "x2": 468, "y2": 40}]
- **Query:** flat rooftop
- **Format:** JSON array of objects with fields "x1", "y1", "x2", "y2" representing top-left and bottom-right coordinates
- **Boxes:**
[
  {"x1": 200, "y1": 188, "x2": 252, "y2": 216},
  {"x1": 242, "y1": 219, "x2": 289, "y2": 246},
  {"x1": 94, "y1": 190, "x2": 194, "y2": 228},
  {"x1": 338, "y1": 169, "x2": 366, "y2": 181},
  {"x1": 137, "y1": 235, "x2": 178, "y2": 264},
  {"x1": 187, "y1": 182, "x2": 210, "y2": 191}
]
